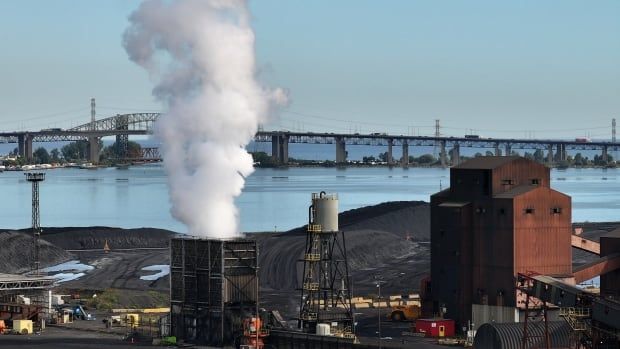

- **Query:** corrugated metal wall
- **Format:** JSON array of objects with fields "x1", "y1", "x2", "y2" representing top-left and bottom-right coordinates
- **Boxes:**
[{"x1": 473, "y1": 321, "x2": 570, "y2": 349}]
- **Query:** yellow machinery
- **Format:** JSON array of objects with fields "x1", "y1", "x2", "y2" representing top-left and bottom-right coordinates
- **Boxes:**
[
  {"x1": 389, "y1": 304, "x2": 421, "y2": 321},
  {"x1": 13, "y1": 319, "x2": 33, "y2": 334}
]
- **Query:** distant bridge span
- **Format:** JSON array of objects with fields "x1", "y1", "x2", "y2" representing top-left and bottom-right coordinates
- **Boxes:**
[{"x1": 1, "y1": 112, "x2": 619, "y2": 166}]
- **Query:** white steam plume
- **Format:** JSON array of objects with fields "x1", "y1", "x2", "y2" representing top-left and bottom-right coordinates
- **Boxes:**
[{"x1": 123, "y1": 0, "x2": 286, "y2": 238}]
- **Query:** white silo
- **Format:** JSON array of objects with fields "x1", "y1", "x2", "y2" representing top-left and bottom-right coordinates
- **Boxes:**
[{"x1": 311, "y1": 191, "x2": 338, "y2": 232}]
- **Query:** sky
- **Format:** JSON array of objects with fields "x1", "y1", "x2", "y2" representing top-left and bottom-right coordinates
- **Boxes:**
[{"x1": 0, "y1": 0, "x2": 618, "y2": 139}]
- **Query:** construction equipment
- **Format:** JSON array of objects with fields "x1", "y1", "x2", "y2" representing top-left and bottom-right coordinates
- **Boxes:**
[
  {"x1": 240, "y1": 317, "x2": 269, "y2": 349},
  {"x1": 389, "y1": 304, "x2": 421, "y2": 321}
]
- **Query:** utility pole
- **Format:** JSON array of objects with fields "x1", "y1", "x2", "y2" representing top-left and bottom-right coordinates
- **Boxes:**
[{"x1": 25, "y1": 172, "x2": 45, "y2": 275}]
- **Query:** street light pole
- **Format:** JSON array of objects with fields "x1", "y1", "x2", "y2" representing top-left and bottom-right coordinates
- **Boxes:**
[{"x1": 377, "y1": 282, "x2": 382, "y2": 349}]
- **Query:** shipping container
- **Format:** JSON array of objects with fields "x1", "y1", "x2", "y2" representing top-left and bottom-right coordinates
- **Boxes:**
[{"x1": 414, "y1": 318, "x2": 455, "y2": 337}]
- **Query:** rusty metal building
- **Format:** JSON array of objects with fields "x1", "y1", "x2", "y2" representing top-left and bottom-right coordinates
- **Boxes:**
[{"x1": 430, "y1": 156, "x2": 572, "y2": 330}]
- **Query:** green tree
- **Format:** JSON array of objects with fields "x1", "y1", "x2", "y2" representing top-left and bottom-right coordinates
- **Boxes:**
[
  {"x1": 417, "y1": 154, "x2": 436, "y2": 164},
  {"x1": 33, "y1": 147, "x2": 50, "y2": 164},
  {"x1": 573, "y1": 153, "x2": 584, "y2": 166},
  {"x1": 62, "y1": 141, "x2": 88, "y2": 161},
  {"x1": 50, "y1": 148, "x2": 60, "y2": 162},
  {"x1": 533, "y1": 149, "x2": 545, "y2": 162},
  {"x1": 485, "y1": 151, "x2": 494, "y2": 157}
]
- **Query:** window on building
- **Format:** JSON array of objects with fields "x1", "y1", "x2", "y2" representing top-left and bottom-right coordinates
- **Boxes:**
[
  {"x1": 525, "y1": 207, "x2": 535, "y2": 214},
  {"x1": 531, "y1": 178, "x2": 540, "y2": 185},
  {"x1": 501, "y1": 179, "x2": 514, "y2": 185},
  {"x1": 551, "y1": 207, "x2": 562, "y2": 214}
]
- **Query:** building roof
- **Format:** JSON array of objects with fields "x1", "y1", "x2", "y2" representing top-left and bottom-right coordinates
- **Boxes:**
[
  {"x1": 453, "y1": 156, "x2": 523, "y2": 170},
  {"x1": 493, "y1": 184, "x2": 539, "y2": 198},
  {"x1": 0, "y1": 273, "x2": 55, "y2": 291},
  {"x1": 438, "y1": 201, "x2": 470, "y2": 208}
]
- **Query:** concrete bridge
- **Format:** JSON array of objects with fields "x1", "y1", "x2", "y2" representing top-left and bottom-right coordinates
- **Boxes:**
[
  {"x1": 2, "y1": 111, "x2": 618, "y2": 166},
  {"x1": 258, "y1": 131, "x2": 620, "y2": 167}
]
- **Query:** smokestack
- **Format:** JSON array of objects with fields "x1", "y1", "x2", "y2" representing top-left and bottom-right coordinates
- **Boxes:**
[{"x1": 123, "y1": 0, "x2": 287, "y2": 238}]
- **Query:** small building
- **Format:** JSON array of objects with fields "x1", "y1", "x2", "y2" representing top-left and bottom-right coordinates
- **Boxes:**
[
  {"x1": 415, "y1": 318, "x2": 455, "y2": 337},
  {"x1": 430, "y1": 156, "x2": 572, "y2": 331}
]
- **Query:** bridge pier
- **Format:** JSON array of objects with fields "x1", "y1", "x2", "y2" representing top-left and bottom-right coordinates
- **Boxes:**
[
  {"x1": 335, "y1": 136, "x2": 347, "y2": 164},
  {"x1": 494, "y1": 143, "x2": 501, "y2": 156},
  {"x1": 556, "y1": 143, "x2": 567, "y2": 162},
  {"x1": 439, "y1": 140, "x2": 447, "y2": 168},
  {"x1": 271, "y1": 134, "x2": 289, "y2": 165},
  {"x1": 505, "y1": 143, "x2": 512, "y2": 156},
  {"x1": 547, "y1": 144, "x2": 554, "y2": 166},
  {"x1": 18, "y1": 134, "x2": 25, "y2": 158},
  {"x1": 602, "y1": 145, "x2": 608, "y2": 163},
  {"x1": 88, "y1": 137, "x2": 100, "y2": 164},
  {"x1": 21, "y1": 134, "x2": 34, "y2": 162},
  {"x1": 401, "y1": 141, "x2": 409, "y2": 168},
  {"x1": 387, "y1": 138, "x2": 393, "y2": 165},
  {"x1": 451, "y1": 143, "x2": 461, "y2": 166}
]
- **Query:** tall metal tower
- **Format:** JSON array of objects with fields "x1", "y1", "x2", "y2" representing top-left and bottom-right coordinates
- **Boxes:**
[
  {"x1": 299, "y1": 192, "x2": 354, "y2": 337},
  {"x1": 90, "y1": 98, "x2": 96, "y2": 129},
  {"x1": 25, "y1": 172, "x2": 45, "y2": 275}
]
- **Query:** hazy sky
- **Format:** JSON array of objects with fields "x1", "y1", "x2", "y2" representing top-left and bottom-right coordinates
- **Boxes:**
[{"x1": 1, "y1": 1, "x2": 618, "y2": 139}]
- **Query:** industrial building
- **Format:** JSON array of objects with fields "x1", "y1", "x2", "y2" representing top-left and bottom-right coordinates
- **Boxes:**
[
  {"x1": 430, "y1": 156, "x2": 572, "y2": 330},
  {"x1": 169, "y1": 237, "x2": 259, "y2": 347},
  {"x1": 430, "y1": 156, "x2": 620, "y2": 347}
]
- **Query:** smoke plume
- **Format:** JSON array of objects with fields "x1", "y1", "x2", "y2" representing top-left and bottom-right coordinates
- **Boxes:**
[{"x1": 123, "y1": 0, "x2": 286, "y2": 238}]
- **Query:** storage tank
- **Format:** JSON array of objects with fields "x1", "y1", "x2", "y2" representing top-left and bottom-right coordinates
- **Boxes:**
[
  {"x1": 312, "y1": 192, "x2": 338, "y2": 232},
  {"x1": 316, "y1": 323, "x2": 331, "y2": 336}
]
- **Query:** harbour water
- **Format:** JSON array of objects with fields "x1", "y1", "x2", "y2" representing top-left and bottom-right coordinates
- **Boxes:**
[{"x1": 0, "y1": 165, "x2": 617, "y2": 233}]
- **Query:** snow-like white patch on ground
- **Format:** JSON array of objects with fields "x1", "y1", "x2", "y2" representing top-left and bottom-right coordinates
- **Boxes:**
[
  {"x1": 43, "y1": 260, "x2": 94, "y2": 272},
  {"x1": 51, "y1": 272, "x2": 86, "y2": 283},
  {"x1": 42, "y1": 260, "x2": 94, "y2": 283},
  {"x1": 140, "y1": 265, "x2": 170, "y2": 281}
]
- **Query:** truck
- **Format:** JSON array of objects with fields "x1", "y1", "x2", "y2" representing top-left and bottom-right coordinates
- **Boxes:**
[
  {"x1": 575, "y1": 137, "x2": 591, "y2": 143},
  {"x1": 388, "y1": 304, "x2": 421, "y2": 321}
]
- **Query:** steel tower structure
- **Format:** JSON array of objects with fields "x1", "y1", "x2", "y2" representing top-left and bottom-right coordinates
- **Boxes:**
[
  {"x1": 299, "y1": 192, "x2": 354, "y2": 337},
  {"x1": 25, "y1": 172, "x2": 45, "y2": 275}
]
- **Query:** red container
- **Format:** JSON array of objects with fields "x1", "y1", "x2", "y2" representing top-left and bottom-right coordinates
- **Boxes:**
[{"x1": 414, "y1": 318, "x2": 455, "y2": 337}]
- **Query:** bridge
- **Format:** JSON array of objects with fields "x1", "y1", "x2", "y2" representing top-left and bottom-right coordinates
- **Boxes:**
[{"x1": 2, "y1": 111, "x2": 619, "y2": 166}]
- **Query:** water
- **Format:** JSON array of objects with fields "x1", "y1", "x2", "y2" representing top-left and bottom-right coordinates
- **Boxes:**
[{"x1": 0, "y1": 165, "x2": 618, "y2": 233}]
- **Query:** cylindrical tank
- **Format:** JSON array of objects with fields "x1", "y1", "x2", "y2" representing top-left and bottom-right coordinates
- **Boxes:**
[
  {"x1": 316, "y1": 323, "x2": 331, "y2": 336},
  {"x1": 312, "y1": 192, "x2": 338, "y2": 232}
]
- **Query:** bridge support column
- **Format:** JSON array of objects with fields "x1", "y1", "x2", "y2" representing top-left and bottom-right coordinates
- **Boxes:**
[
  {"x1": 18, "y1": 134, "x2": 25, "y2": 158},
  {"x1": 271, "y1": 134, "x2": 289, "y2": 165},
  {"x1": 602, "y1": 145, "x2": 608, "y2": 164},
  {"x1": 279, "y1": 134, "x2": 289, "y2": 164},
  {"x1": 401, "y1": 141, "x2": 409, "y2": 168},
  {"x1": 505, "y1": 143, "x2": 512, "y2": 156},
  {"x1": 494, "y1": 143, "x2": 501, "y2": 156},
  {"x1": 556, "y1": 144, "x2": 566, "y2": 162},
  {"x1": 24, "y1": 134, "x2": 33, "y2": 162},
  {"x1": 440, "y1": 140, "x2": 447, "y2": 168},
  {"x1": 387, "y1": 138, "x2": 393, "y2": 165},
  {"x1": 335, "y1": 136, "x2": 347, "y2": 164},
  {"x1": 271, "y1": 135, "x2": 279, "y2": 163},
  {"x1": 547, "y1": 144, "x2": 554, "y2": 166},
  {"x1": 88, "y1": 137, "x2": 100, "y2": 164},
  {"x1": 451, "y1": 143, "x2": 461, "y2": 166}
]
